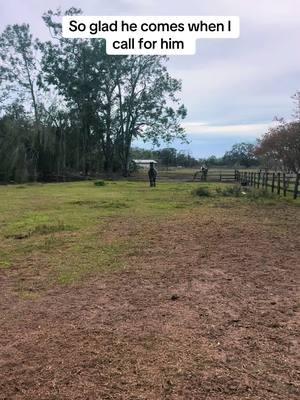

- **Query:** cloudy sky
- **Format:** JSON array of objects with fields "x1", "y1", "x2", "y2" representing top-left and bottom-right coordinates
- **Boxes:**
[{"x1": 1, "y1": 0, "x2": 299, "y2": 157}]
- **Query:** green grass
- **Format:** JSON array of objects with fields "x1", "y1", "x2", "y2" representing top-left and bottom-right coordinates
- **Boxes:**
[
  {"x1": 0, "y1": 180, "x2": 298, "y2": 291},
  {"x1": 0, "y1": 260, "x2": 11, "y2": 269},
  {"x1": 0, "y1": 181, "x2": 200, "y2": 289}
]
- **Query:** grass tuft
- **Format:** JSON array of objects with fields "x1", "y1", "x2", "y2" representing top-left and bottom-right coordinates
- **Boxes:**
[
  {"x1": 192, "y1": 186, "x2": 211, "y2": 197},
  {"x1": 94, "y1": 180, "x2": 106, "y2": 187},
  {"x1": 5, "y1": 218, "x2": 70, "y2": 239},
  {"x1": 71, "y1": 199, "x2": 129, "y2": 209},
  {"x1": 215, "y1": 185, "x2": 243, "y2": 197},
  {"x1": 0, "y1": 260, "x2": 11, "y2": 269}
]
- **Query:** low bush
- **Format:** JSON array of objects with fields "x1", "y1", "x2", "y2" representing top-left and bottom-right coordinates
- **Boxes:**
[
  {"x1": 94, "y1": 180, "x2": 106, "y2": 187},
  {"x1": 192, "y1": 186, "x2": 211, "y2": 197},
  {"x1": 215, "y1": 185, "x2": 242, "y2": 197}
]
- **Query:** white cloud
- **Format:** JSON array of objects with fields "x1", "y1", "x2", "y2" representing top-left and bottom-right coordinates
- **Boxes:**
[{"x1": 182, "y1": 121, "x2": 271, "y2": 137}]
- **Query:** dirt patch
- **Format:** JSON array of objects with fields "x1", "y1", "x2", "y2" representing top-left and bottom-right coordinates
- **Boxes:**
[{"x1": 0, "y1": 205, "x2": 300, "y2": 399}]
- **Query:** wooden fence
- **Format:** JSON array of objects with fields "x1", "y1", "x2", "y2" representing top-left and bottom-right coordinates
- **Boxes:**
[
  {"x1": 193, "y1": 170, "x2": 237, "y2": 183},
  {"x1": 235, "y1": 170, "x2": 300, "y2": 200}
]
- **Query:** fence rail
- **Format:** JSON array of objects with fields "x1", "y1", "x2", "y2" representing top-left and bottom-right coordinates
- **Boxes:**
[
  {"x1": 193, "y1": 170, "x2": 237, "y2": 182},
  {"x1": 235, "y1": 170, "x2": 300, "y2": 200}
]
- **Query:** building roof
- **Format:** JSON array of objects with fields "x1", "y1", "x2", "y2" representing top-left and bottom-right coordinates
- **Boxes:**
[{"x1": 132, "y1": 159, "x2": 157, "y2": 164}]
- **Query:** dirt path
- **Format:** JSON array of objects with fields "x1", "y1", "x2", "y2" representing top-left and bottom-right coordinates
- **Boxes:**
[{"x1": 1, "y1": 205, "x2": 300, "y2": 399}]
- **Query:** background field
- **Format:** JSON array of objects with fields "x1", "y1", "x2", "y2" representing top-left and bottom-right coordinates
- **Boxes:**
[{"x1": 0, "y1": 181, "x2": 299, "y2": 399}]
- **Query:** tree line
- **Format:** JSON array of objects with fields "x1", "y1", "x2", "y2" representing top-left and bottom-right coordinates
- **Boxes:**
[
  {"x1": 0, "y1": 8, "x2": 186, "y2": 182},
  {"x1": 131, "y1": 144, "x2": 258, "y2": 169}
]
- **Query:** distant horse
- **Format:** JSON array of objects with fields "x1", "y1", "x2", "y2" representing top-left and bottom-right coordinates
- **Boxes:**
[{"x1": 193, "y1": 166, "x2": 208, "y2": 182}]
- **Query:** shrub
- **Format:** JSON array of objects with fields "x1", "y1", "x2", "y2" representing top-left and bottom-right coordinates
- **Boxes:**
[
  {"x1": 192, "y1": 186, "x2": 211, "y2": 197},
  {"x1": 216, "y1": 185, "x2": 242, "y2": 197},
  {"x1": 94, "y1": 180, "x2": 106, "y2": 187}
]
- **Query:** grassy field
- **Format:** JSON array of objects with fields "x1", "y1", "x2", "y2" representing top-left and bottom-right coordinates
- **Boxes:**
[
  {"x1": 0, "y1": 180, "x2": 299, "y2": 399},
  {"x1": 0, "y1": 180, "x2": 206, "y2": 288},
  {"x1": 1, "y1": 180, "x2": 296, "y2": 288}
]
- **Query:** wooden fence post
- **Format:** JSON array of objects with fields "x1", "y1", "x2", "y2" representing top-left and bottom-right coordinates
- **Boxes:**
[
  {"x1": 277, "y1": 172, "x2": 281, "y2": 195},
  {"x1": 254, "y1": 172, "x2": 257, "y2": 187},
  {"x1": 257, "y1": 172, "x2": 261, "y2": 188},
  {"x1": 265, "y1": 172, "x2": 269, "y2": 191},
  {"x1": 283, "y1": 173, "x2": 287, "y2": 197},
  {"x1": 294, "y1": 173, "x2": 299, "y2": 200},
  {"x1": 271, "y1": 173, "x2": 275, "y2": 193}
]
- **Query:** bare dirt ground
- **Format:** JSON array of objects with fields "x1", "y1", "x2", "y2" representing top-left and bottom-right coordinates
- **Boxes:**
[{"x1": 1, "y1": 204, "x2": 300, "y2": 399}]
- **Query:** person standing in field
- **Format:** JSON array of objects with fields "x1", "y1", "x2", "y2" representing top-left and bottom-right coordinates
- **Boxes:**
[{"x1": 148, "y1": 162, "x2": 157, "y2": 187}]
